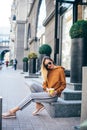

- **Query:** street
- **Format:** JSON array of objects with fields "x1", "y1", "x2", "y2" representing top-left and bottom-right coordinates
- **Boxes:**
[{"x1": 0, "y1": 65, "x2": 80, "y2": 130}]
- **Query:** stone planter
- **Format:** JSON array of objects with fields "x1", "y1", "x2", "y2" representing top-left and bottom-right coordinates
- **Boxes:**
[
  {"x1": 29, "y1": 58, "x2": 36, "y2": 74},
  {"x1": 23, "y1": 62, "x2": 28, "y2": 72},
  {"x1": 37, "y1": 54, "x2": 50, "y2": 71},
  {"x1": 70, "y1": 38, "x2": 87, "y2": 83}
]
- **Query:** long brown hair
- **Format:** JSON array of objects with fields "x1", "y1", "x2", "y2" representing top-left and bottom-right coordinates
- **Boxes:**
[{"x1": 41, "y1": 56, "x2": 54, "y2": 81}]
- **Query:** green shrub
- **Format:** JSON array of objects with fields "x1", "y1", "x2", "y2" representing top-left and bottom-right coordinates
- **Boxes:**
[
  {"x1": 28, "y1": 52, "x2": 37, "y2": 59},
  {"x1": 23, "y1": 57, "x2": 28, "y2": 62},
  {"x1": 39, "y1": 44, "x2": 52, "y2": 55},
  {"x1": 69, "y1": 20, "x2": 87, "y2": 39}
]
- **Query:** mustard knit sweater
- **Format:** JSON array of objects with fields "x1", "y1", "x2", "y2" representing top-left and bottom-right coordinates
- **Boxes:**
[{"x1": 42, "y1": 66, "x2": 66, "y2": 96}]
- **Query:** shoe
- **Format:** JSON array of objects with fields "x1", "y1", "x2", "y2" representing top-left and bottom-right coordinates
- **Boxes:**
[
  {"x1": 32, "y1": 106, "x2": 45, "y2": 116},
  {"x1": 2, "y1": 111, "x2": 16, "y2": 119},
  {"x1": 74, "y1": 126, "x2": 80, "y2": 130}
]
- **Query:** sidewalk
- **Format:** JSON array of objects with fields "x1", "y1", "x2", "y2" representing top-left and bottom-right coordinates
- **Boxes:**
[{"x1": 0, "y1": 66, "x2": 80, "y2": 130}]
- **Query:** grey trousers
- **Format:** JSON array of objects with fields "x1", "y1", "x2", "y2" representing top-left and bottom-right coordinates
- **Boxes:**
[{"x1": 18, "y1": 82, "x2": 58, "y2": 110}]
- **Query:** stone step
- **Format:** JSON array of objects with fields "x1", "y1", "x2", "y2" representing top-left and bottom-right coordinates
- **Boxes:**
[
  {"x1": 43, "y1": 98, "x2": 81, "y2": 118},
  {"x1": 62, "y1": 88, "x2": 82, "y2": 100},
  {"x1": 67, "y1": 83, "x2": 82, "y2": 90}
]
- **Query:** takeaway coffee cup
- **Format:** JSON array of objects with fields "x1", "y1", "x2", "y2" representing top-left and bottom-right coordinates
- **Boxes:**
[{"x1": 48, "y1": 88, "x2": 54, "y2": 94}]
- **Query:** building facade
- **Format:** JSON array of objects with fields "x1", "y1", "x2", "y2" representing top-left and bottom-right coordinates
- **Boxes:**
[{"x1": 10, "y1": 0, "x2": 87, "y2": 70}]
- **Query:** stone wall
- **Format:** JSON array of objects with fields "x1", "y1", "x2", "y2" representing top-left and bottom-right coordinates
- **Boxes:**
[
  {"x1": 45, "y1": 17, "x2": 55, "y2": 59},
  {"x1": 15, "y1": 0, "x2": 28, "y2": 69},
  {"x1": 81, "y1": 67, "x2": 87, "y2": 123},
  {"x1": 41, "y1": 0, "x2": 55, "y2": 59},
  {"x1": 28, "y1": 0, "x2": 39, "y2": 38},
  {"x1": 45, "y1": 0, "x2": 54, "y2": 16},
  {"x1": 16, "y1": 21, "x2": 25, "y2": 69},
  {"x1": 28, "y1": 0, "x2": 55, "y2": 58},
  {"x1": 17, "y1": 0, "x2": 27, "y2": 21},
  {"x1": 28, "y1": 0, "x2": 39, "y2": 53}
]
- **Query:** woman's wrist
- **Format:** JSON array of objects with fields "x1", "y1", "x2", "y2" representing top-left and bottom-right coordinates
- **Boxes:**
[{"x1": 54, "y1": 91, "x2": 57, "y2": 95}]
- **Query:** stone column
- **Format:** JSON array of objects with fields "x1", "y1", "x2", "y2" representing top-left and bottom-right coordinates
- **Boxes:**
[
  {"x1": 81, "y1": 67, "x2": 87, "y2": 122},
  {"x1": 16, "y1": 20, "x2": 25, "y2": 69}
]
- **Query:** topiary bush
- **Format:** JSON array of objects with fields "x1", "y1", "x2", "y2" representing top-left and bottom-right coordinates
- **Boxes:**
[
  {"x1": 69, "y1": 20, "x2": 87, "y2": 39},
  {"x1": 28, "y1": 52, "x2": 37, "y2": 59},
  {"x1": 39, "y1": 44, "x2": 52, "y2": 55},
  {"x1": 23, "y1": 57, "x2": 28, "y2": 62}
]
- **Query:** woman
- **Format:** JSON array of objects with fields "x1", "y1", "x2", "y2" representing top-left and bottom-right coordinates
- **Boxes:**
[{"x1": 2, "y1": 56, "x2": 66, "y2": 118}]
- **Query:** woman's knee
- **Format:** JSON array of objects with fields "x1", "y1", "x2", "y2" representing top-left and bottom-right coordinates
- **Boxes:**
[
  {"x1": 29, "y1": 82, "x2": 43, "y2": 93},
  {"x1": 29, "y1": 82, "x2": 36, "y2": 92}
]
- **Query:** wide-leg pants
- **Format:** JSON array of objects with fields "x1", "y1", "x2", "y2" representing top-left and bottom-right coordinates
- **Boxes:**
[{"x1": 18, "y1": 82, "x2": 58, "y2": 110}]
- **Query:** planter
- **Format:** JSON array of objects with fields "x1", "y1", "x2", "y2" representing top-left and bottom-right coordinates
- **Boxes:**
[
  {"x1": 23, "y1": 62, "x2": 28, "y2": 72},
  {"x1": 29, "y1": 58, "x2": 36, "y2": 74},
  {"x1": 70, "y1": 38, "x2": 87, "y2": 83},
  {"x1": 37, "y1": 54, "x2": 50, "y2": 71}
]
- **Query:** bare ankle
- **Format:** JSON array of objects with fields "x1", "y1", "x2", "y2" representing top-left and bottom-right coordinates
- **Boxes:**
[{"x1": 10, "y1": 107, "x2": 20, "y2": 113}]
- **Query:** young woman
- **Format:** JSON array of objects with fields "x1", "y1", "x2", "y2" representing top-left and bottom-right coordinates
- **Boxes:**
[{"x1": 2, "y1": 56, "x2": 66, "y2": 118}]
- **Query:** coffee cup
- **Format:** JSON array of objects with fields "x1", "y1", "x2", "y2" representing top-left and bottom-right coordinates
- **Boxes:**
[{"x1": 49, "y1": 88, "x2": 54, "y2": 94}]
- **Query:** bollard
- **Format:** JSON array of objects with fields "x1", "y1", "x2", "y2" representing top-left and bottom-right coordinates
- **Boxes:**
[{"x1": 0, "y1": 97, "x2": 2, "y2": 130}]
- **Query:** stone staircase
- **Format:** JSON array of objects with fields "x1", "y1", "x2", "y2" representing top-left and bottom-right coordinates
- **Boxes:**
[
  {"x1": 25, "y1": 77, "x2": 82, "y2": 118},
  {"x1": 44, "y1": 84, "x2": 81, "y2": 117},
  {"x1": 43, "y1": 83, "x2": 82, "y2": 118}
]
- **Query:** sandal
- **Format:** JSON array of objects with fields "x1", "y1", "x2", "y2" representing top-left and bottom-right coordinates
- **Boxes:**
[
  {"x1": 32, "y1": 106, "x2": 45, "y2": 116},
  {"x1": 2, "y1": 111, "x2": 16, "y2": 119}
]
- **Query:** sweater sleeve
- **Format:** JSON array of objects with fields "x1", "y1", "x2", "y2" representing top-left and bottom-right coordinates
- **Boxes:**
[
  {"x1": 56, "y1": 68, "x2": 66, "y2": 95},
  {"x1": 42, "y1": 81, "x2": 48, "y2": 91}
]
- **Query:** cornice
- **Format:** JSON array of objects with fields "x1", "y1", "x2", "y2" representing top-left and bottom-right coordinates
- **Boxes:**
[
  {"x1": 43, "y1": 9, "x2": 55, "y2": 26},
  {"x1": 16, "y1": 20, "x2": 26, "y2": 24},
  {"x1": 28, "y1": 0, "x2": 35, "y2": 17}
]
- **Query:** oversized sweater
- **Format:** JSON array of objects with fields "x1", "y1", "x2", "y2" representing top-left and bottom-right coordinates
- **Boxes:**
[{"x1": 42, "y1": 66, "x2": 66, "y2": 96}]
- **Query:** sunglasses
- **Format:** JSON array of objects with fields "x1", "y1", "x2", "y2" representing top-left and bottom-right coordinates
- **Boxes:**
[{"x1": 44, "y1": 62, "x2": 52, "y2": 68}]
